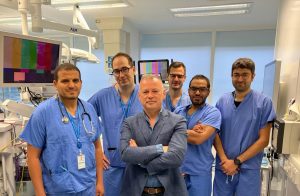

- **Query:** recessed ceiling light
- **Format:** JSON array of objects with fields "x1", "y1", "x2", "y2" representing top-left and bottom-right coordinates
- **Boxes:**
[
  {"x1": 174, "y1": 10, "x2": 249, "y2": 17},
  {"x1": 170, "y1": 3, "x2": 252, "y2": 12}
]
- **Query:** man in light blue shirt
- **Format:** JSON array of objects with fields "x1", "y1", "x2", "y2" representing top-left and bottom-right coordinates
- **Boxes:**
[
  {"x1": 213, "y1": 58, "x2": 276, "y2": 196},
  {"x1": 163, "y1": 61, "x2": 191, "y2": 112},
  {"x1": 175, "y1": 75, "x2": 221, "y2": 196},
  {"x1": 88, "y1": 52, "x2": 143, "y2": 196}
]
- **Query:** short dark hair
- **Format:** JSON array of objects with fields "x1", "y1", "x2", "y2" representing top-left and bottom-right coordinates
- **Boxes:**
[
  {"x1": 189, "y1": 74, "x2": 210, "y2": 89},
  {"x1": 111, "y1": 52, "x2": 134, "y2": 68},
  {"x1": 54, "y1": 63, "x2": 81, "y2": 81},
  {"x1": 167, "y1": 61, "x2": 186, "y2": 75},
  {"x1": 232, "y1": 58, "x2": 255, "y2": 75}
]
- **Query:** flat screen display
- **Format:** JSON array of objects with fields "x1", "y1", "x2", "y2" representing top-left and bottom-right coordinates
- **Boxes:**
[
  {"x1": 262, "y1": 60, "x2": 281, "y2": 112},
  {"x1": 0, "y1": 31, "x2": 61, "y2": 87},
  {"x1": 137, "y1": 59, "x2": 169, "y2": 83}
]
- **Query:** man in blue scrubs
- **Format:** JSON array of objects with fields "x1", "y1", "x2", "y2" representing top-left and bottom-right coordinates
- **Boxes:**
[
  {"x1": 20, "y1": 63, "x2": 104, "y2": 196},
  {"x1": 88, "y1": 52, "x2": 143, "y2": 196},
  {"x1": 163, "y1": 61, "x2": 191, "y2": 112},
  {"x1": 175, "y1": 75, "x2": 221, "y2": 196},
  {"x1": 213, "y1": 58, "x2": 276, "y2": 196}
]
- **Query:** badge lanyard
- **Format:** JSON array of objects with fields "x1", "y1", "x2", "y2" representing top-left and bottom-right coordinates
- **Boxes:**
[
  {"x1": 119, "y1": 88, "x2": 135, "y2": 118},
  {"x1": 65, "y1": 105, "x2": 82, "y2": 151}
]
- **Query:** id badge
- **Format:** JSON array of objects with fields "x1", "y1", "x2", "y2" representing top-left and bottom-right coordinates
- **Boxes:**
[{"x1": 77, "y1": 153, "x2": 86, "y2": 170}]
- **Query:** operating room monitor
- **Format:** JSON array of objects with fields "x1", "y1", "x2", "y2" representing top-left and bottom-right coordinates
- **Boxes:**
[
  {"x1": 137, "y1": 59, "x2": 169, "y2": 83},
  {"x1": 0, "y1": 31, "x2": 61, "y2": 87},
  {"x1": 262, "y1": 60, "x2": 281, "y2": 112}
]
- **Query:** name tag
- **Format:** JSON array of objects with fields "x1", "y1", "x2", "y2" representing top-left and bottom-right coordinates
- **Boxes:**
[{"x1": 77, "y1": 153, "x2": 86, "y2": 170}]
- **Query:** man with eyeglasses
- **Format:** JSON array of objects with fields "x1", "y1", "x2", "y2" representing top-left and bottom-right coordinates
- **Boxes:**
[
  {"x1": 175, "y1": 75, "x2": 221, "y2": 196},
  {"x1": 120, "y1": 75, "x2": 187, "y2": 196},
  {"x1": 88, "y1": 52, "x2": 143, "y2": 196},
  {"x1": 213, "y1": 58, "x2": 276, "y2": 196},
  {"x1": 163, "y1": 61, "x2": 191, "y2": 112}
]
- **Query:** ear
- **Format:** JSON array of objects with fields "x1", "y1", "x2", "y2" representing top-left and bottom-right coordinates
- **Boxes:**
[
  {"x1": 251, "y1": 73, "x2": 256, "y2": 81},
  {"x1": 53, "y1": 80, "x2": 57, "y2": 89}
]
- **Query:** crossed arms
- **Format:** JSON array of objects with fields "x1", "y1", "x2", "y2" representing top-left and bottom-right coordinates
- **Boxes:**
[{"x1": 120, "y1": 118, "x2": 187, "y2": 174}]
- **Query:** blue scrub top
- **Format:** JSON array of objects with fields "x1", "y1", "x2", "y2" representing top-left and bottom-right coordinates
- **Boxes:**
[
  {"x1": 215, "y1": 90, "x2": 276, "y2": 170},
  {"x1": 176, "y1": 103, "x2": 221, "y2": 174},
  {"x1": 20, "y1": 97, "x2": 101, "y2": 194},
  {"x1": 88, "y1": 85, "x2": 143, "y2": 167},
  {"x1": 163, "y1": 91, "x2": 191, "y2": 112}
]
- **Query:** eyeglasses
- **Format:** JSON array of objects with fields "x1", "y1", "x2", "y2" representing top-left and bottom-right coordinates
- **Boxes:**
[
  {"x1": 189, "y1": 87, "x2": 209, "y2": 93},
  {"x1": 111, "y1": 66, "x2": 132, "y2": 76},
  {"x1": 232, "y1": 73, "x2": 251, "y2": 79},
  {"x1": 169, "y1": 74, "x2": 185, "y2": 79}
]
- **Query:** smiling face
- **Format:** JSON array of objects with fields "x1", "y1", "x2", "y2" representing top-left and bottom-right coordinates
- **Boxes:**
[
  {"x1": 112, "y1": 55, "x2": 135, "y2": 89},
  {"x1": 188, "y1": 78, "x2": 210, "y2": 107},
  {"x1": 232, "y1": 68, "x2": 255, "y2": 93},
  {"x1": 168, "y1": 66, "x2": 186, "y2": 91},
  {"x1": 53, "y1": 69, "x2": 82, "y2": 101},
  {"x1": 138, "y1": 76, "x2": 166, "y2": 113}
]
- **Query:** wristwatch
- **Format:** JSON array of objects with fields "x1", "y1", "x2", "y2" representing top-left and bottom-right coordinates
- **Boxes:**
[{"x1": 234, "y1": 158, "x2": 242, "y2": 167}]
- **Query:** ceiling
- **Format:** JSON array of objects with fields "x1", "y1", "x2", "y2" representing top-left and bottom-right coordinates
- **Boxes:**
[{"x1": 0, "y1": 0, "x2": 280, "y2": 36}]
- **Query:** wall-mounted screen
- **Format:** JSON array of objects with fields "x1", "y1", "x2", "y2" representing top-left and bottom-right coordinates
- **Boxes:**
[
  {"x1": 0, "y1": 31, "x2": 61, "y2": 87},
  {"x1": 262, "y1": 60, "x2": 281, "y2": 112},
  {"x1": 137, "y1": 59, "x2": 169, "y2": 83}
]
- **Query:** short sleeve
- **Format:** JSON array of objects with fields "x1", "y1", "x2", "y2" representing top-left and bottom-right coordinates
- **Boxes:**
[{"x1": 19, "y1": 108, "x2": 46, "y2": 149}]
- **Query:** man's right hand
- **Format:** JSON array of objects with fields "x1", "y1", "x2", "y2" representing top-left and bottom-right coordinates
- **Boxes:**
[{"x1": 103, "y1": 153, "x2": 110, "y2": 170}]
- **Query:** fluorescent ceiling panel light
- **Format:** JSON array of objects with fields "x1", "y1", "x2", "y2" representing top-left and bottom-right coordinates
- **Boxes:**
[
  {"x1": 170, "y1": 3, "x2": 251, "y2": 12},
  {"x1": 52, "y1": 0, "x2": 120, "y2": 5},
  {"x1": 174, "y1": 10, "x2": 249, "y2": 17},
  {"x1": 57, "y1": 3, "x2": 128, "y2": 10}
]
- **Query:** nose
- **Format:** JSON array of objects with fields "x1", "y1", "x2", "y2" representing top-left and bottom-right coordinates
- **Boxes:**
[{"x1": 68, "y1": 81, "x2": 76, "y2": 88}]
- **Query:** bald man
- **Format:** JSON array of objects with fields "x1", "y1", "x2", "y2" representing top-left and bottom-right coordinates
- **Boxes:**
[{"x1": 120, "y1": 75, "x2": 188, "y2": 196}]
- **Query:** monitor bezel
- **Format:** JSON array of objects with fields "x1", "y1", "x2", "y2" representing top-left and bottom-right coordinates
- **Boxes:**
[
  {"x1": 0, "y1": 31, "x2": 62, "y2": 87},
  {"x1": 137, "y1": 59, "x2": 169, "y2": 83}
]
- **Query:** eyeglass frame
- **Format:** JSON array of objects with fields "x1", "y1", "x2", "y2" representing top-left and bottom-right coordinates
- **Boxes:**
[
  {"x1": 189, "y1": 86, "x2": 210, "y2": 93},
  {"x1": 111, "y1": 66, "x2": 133, "y2": 76},
  {"x1": 169, "y1": 73, "x2": 185, "y2": 79}
]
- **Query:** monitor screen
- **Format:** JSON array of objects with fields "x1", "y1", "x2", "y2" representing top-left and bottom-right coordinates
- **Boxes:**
[
  {"x1": 0, "y1": 31, "x2": 61, "y2": 87},
  {"x1": 137, "y1": 59, "x2": 169, "y2": 83},
  {"x1": 262, "y1": 60, "x2": 281, "y2": 112}
]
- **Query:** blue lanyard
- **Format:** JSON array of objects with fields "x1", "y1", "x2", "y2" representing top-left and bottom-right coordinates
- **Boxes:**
[
  {"x1": 119, "y1": 88, "x2": 135, "y2": 118},
  {"x1": 65, "y1": 105, "x2": 82, "y2": 150},
  {"x1": 166, "y1": 93, "x2": 182, "y2": 112}
]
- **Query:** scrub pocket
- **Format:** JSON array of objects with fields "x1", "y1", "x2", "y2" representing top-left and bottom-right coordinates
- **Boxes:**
[
  {"x1": 106, "y1": 148, "x2": 123, "y2": 166},
  {"x1": 44, "y1": 171, "x2": 74, "y2": 193}
]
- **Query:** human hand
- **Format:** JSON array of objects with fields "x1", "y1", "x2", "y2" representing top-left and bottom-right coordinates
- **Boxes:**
[
  {"x1": 220, "y1": 159, "x2": 238, "y2": 176},
  {"x1": 129, "y1": 139, "x2": 138, "y2": 147},
  {"x1": 103, "y1": 153, "x2": 110, "y2": 170},
  {"x1": 193, "y1": 123, "x2": 205, "y2": 133},
  {"x1": 96, "y1": 181, "x2": 105, "y2": 196}
]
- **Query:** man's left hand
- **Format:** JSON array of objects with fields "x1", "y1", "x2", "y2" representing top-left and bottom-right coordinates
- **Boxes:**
[{"x1": 129, "y1": 139, "x2": 138, "y2": 147}]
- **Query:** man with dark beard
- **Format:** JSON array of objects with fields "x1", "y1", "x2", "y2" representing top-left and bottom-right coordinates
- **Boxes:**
[{"x1": 175, "y1": 74, "x2": 221, "y2": 196}]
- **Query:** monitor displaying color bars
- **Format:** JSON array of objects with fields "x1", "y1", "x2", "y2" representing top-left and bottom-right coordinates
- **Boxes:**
[
  {"x1": 137, "y1": 59, "x2": 169, "y2": 83},
  {"x1": 0, "y1": 31, "x2": 61, "y2": 87}
]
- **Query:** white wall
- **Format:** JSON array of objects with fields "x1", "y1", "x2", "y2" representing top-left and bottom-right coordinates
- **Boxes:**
[{"x1": 275, "y1": 0, "x2": 300, "y2": 117}]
